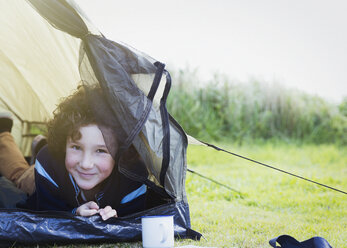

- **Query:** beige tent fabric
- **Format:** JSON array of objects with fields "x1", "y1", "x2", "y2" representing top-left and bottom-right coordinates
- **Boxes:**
[
  {"x1": 0, "y1": 0, "x2": 81, "y2": 154},
  {"x1": 0, "y1": 0, "x2": 202, "y2": 156}
]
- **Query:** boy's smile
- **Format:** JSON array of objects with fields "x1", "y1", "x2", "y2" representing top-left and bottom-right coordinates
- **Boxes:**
[{"x1": 65, "y1": 124, "x2": 115, "y2": 192}]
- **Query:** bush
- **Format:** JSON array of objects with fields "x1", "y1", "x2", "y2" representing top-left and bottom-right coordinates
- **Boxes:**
[{"x1": 167, "y1": 68, "x2": 347, "y2": 145}]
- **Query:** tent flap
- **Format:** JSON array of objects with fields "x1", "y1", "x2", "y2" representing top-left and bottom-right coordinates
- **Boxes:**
[{"x1": 27, "y1": 0, "x2": 88, "y2": 38}]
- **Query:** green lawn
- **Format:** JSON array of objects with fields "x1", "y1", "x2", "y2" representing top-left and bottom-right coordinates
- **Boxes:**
[
  {"x1": 178, "y1": 143, "x2": 347, "y2": 247},
  {"x1": 57, "y1": 143, "x2": 347, "y2": 248}
]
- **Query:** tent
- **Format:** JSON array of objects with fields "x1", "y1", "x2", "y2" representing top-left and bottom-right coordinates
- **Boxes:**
[{"x1": 0, "y1": 0, "x2": 201, "y2": 245}]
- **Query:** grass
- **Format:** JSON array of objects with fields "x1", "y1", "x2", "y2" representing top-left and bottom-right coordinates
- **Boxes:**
[
  {"x1": 53, "y1": 142, "x2": 346, "y2": 248},
  {"x1": 179, "y1": 142, "x2": 347, "y2": 247}
]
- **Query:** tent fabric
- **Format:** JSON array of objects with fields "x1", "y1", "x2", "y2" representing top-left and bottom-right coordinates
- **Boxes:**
[
  {"x1": 28, "y1": 0, "x2": 89, "y2": 38},
  {"x1": 0, "y1": 0, "x2": 81, "y2": 122},
  {"x1": 0, "y1": 0, "x2": 200, "y2": 244},
  {"x1": 0, "y1": 0, "x2": 81, "y2": 155}
]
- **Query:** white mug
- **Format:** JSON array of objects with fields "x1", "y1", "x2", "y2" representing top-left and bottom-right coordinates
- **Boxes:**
[{"x1": 141, "y1": 215, "x2": 174, "y2": 248}]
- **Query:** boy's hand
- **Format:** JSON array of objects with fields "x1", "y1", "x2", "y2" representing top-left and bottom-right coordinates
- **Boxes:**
[
  {"x1": 76, "y1": 202, "x2": 118, "y2": 220},
  {"x1": 76, "y1": 201, "x2": 99, "y2": 217},
  {"x1": 98, "y1": 206, "x2": 118, "y2": 220}
]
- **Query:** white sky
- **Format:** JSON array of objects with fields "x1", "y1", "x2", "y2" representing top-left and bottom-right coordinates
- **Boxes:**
[{"x1": 76, "y1": 0, "x2": 347, "y2": 102}]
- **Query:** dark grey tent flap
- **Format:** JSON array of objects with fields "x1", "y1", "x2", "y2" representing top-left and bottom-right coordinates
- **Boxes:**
[
  {"x1": 0, "y1": 202, "x2": 201, "y2": 246},
  {"x1": 28, "y1": 0, "x2": 88, "y2": 38},
  {"x1": 81, "y1": 35, "x2": 156, "y2": 151},
  {"x1": 80, "y1": 22, "x2": 188, "y2": 200}
]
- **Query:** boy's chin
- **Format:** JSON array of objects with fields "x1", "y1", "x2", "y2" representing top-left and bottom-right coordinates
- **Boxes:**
[
  {"x1": 77, "y1": 181, "x2": 103, "y2": 193},
  {"x1": 77, "y1": 182, "x2": 97, "y2": 191}
]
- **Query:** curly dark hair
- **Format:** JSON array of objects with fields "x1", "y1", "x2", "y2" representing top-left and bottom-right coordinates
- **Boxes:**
[{"x1": 47, "y1": 85, "x2": 97, "y2": 158}]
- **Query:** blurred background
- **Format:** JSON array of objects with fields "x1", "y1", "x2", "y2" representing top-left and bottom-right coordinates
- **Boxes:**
[{"x1": 76, "y1": 0, "x2": 347, "y2": 145}]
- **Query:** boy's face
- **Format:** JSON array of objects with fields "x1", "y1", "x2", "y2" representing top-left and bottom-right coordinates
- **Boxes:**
[{"x1": 65, "y1": 124, "x2": 115, "y2": 191}]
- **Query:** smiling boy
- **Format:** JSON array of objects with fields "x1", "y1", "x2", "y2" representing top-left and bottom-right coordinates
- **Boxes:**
[
  {"x1": 0, "y1": 85, "x2": 147, "y2": 220},
  {"x1": 65, "y1": 124, "x2": 118, "y2": 219}
]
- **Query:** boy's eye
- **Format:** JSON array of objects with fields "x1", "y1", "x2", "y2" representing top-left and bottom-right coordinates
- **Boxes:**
[
  {"x1": 71, "y1": 145, "x2": 81, "y2": 150},
  {"x1": 96, "y1": 149, "x2": 108, "y2": 154}
]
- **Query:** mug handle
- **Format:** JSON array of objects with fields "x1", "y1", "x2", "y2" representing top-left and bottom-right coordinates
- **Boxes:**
[{"x1": 159, "y1": 223, "x2": 168, "y2": 243}]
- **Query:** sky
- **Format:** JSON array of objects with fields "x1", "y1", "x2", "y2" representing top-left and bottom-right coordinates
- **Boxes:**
[{"x1": 75, "y1": 0, "x2": 347, "y2": 102}]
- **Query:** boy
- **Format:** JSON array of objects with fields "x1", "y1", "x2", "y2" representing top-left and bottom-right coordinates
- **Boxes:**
[{"x1": 0, "y1": 85, "x2": 147, "y2": 220}]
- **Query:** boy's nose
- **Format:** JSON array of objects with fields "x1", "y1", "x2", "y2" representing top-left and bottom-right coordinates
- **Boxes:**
[{"x1": 80, "y1": 153, "x2": 94, "y2": 169}]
